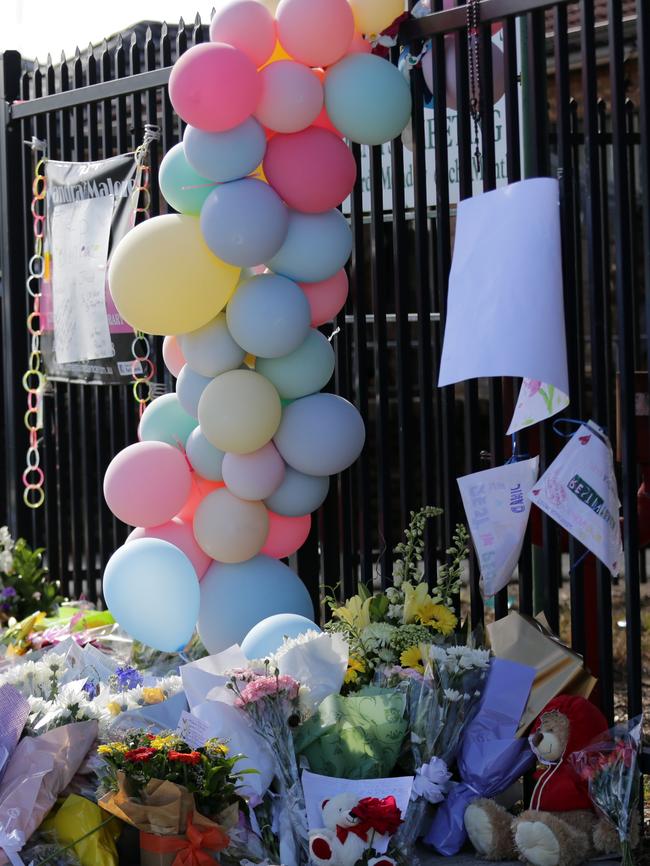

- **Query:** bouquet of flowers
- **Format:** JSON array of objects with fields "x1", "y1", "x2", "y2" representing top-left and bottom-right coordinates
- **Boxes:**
[
  {"x1": 569, "y1": 716, "x2": 643, "y2": 866},
  {"x1": 326, "y1": 508, "x2": 468, "y2": 691},
  {"x1": 0, "y1": 527, "x2": 62, "y2": 622}
]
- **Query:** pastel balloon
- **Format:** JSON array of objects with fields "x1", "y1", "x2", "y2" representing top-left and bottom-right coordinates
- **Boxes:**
[
  {"x1": 108, "y1": 215, "x2": 240, "y2": 335},
  {"x1": 300, "y1": 269, "x2": 349, "y2": 326},
  {"x1": 193, "y1": 487, "x2": 269, "y2": 562},
  {"x1": 138, "y1": 393, "x2": 198, "y2": 447},
  {"x1": 274, "y1": 393, "x2": 365, "y2": 475},
  {"x1": 162, "y1": 335, "x2": 186, "y2": 378},
  {"x1": 198, "y1": 369, "x2": 282, "y2": 454},
  {"x1": 201, "y1": 178, "x2": 288, "y2": 267},
  {"x1": 222, "y1": 442, "x2": 285, "y2": 500},
  {"x1": 186, "y1": 427, "x2": 225, "y2": 481},
  {"x1": 128, "y1": 517, "x2": 211, "y2": 579},
  {"x1": 325, "y1": 53, "x2": 411, "y2": 146},
  {"x1": 261, "y1": 512, "x2": 311, "y2": 559},
  {"x1": 209, "y1": 0, "x2": 276, "y2": 68},
  {"x1": 103, "y1": 539, "x2": 200, "y2": 652},
  {"x1": 276, "y1": 0, "x2": 354, "y2": 68},
  {"x1": 178, "y1": 474, "x2": 224, "y2": 521},
  {"x1": 263, "y1": 128, "x2": 356, "y2": 213},
  {"x1": 159, "y1": 143, "x2": 215, "y2": 215},
  {"x1": 265, "y1": 466, "x2": 330, "y2": 516},
  {"x1": 256, "y1": 329, "x2": 335, "y2": 399},
  {"x1": 176, "y1": 365, "x2": 213, "y2": 419},
  {"x1": 347, "y1": 31, "x2": 372, "y2": 54},
  {"x1": 183, "y1": 119, "x2": 267, "y2": 184},
  {"x1": 104, "y1": 441, "x2": 192, "y2": 528},
  {"x1": 226, "y1": 273, "x2": 311, "y2": 358},
  {"x1": 348, "y1": 0, "x2": 404, "y2": 35},
  {"x1": 242, "y1": 612, "x2": 319, "y2": 658},
  {"x1": 178, "y1": 313, "x2": 246, "y2": 379},
  {"x1": 266, "y1": 209, "x2": 352, "y2": 283},
  {"x1": 198, "y1": 555, "x2": 314, "y2": 653},
  {"x1": 255, "y1": 61, "x2": 323, "y2": 134},
  {"x1": 169, "y1": 42, "x2": 261, "y2": 132}
]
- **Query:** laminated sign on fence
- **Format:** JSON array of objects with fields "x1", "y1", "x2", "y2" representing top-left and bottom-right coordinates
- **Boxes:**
[{"x1": 40, "y1": 154, "x2": 142, "y2": 383}]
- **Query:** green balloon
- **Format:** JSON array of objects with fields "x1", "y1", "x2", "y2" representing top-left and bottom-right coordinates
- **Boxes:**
[
  {"x1": 138, "y1": 393, "x2": 198, "y2": 448},
  {"x1": 159, "y1": 143, "x2": 215, "y2": 216},
  {"x1": 257, "y1": 330, "x2": 335, "y2": 400}
]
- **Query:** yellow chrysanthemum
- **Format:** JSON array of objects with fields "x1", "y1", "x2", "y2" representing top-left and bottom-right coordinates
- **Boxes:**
[
  {"x1": 98, "y1": 743, "x2": 127, "y2": 755},
  {"x1": 402, "y1": 581, "x2": 432, "y2": 624},
  {"x1": 400, "y1": 646, "x2": 424, "y2": 672},
  {"x1": 150, "y1": 734, "x2": 176, "y2": 750},
  {"x1": 344, "y1": 655, "x2": 366, "y2": 684},
  {"x1": 97, "y1": 745, "x2": 113, "y2": 755},
  {"x1": 332, "y1": 595, "x2": 372, "y2": 630},
  {"x1": 142, "y1": 687, "x2": 165, "y2": 705},
  {"x1": 415, "y1": 602, "x2": 457, "y2": 635},
  {"x1": 106, "y1": 701, "x2": 122, "y2": 717}
]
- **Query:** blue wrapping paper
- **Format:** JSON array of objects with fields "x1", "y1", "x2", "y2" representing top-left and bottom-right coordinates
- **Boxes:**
[{"x1": 423, "y1": 658, "x2": 536, "y2": 855}]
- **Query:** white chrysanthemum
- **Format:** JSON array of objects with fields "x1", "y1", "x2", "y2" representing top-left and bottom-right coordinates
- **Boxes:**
[
  {"x1": 443, "y1": 688, "x2": 462, "y2": 702},
  {"x1": 0, "y1": 526, "x2": 13, "y2": 546},
  {"x1": 273, "y1": 629, "x2": 322, "y2": 660}
]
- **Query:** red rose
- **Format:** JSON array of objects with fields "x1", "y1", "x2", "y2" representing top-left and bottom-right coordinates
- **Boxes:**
[
  {"x1": 351, "y1": 796, "x2": 402, "y2": 837},
  {"x1": 125, "y1": 747, "x2": 156, "y2": 763},
  {"x1": 168, "y1": 750, "x2": 202, "y2": 766}
]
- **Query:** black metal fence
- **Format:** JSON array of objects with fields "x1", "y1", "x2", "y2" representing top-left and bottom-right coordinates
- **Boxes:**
[{"x1": 1, "y1": 0, "x2": 648, "y2": 732}]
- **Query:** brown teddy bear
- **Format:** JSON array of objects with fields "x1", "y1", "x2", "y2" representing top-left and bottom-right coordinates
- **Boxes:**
[{"x1": 464, "y1": 695, "x2": 636, "y2": 866}]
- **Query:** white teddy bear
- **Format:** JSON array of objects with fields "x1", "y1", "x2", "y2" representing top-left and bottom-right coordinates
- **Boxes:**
[{"x1": 308, "y1": 793, "x2": 394, "y2": 866}]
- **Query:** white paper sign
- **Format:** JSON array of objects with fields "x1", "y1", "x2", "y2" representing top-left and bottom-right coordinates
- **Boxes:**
[
  {"x1": 51, "y1": 195, "x2": 114, "y2": 364},
  {"x1": 301, "y1": 771, "x2": 414, "y2": 855},
  {"x1": 529, "y1": 422, "x2": 623, "y2": 574},
  {"x1": 507, "y1": 378, "x2": 571, "y2": 435},
  {"x1": 438, "y1": 179, "x2": 569, "y2": 433},
  {"x1": 175, "y1": 711, "x2": 211, "y2": 750},
  {"x1": 458, "y1": 456, "x2": 539, "y2": 598}
]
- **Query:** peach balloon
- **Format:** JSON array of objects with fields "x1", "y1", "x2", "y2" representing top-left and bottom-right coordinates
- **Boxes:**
[
  {"x1": 255, "y1": 61, "x2": 323, "y2": 134},
  {"x1": 348, "y1": 32, "x2": 372, "y2": 55},
  {"x1": 261, "y1": 511, "x2": 311, "y2": 558},
  {"x1": 128, "y1": 517, "x2": 211, "y2": 579},
  {"x1": 209, "y1": 0, "x2": 276, "y2": 68},
  {"x1": 299, "y1": 269, "x2": 349, "y2": 326},
  {"x1": 193, "y1": 488, "x2": 269, "y2": 563},
  {"x1": 276, "y1": 0, "x2": 354, "y2": 68},
  {"x1": 162, "y1": 335, "x2": 186, "y2": 378},
  {"x1": 177, "y1": 474, "x2": 224, "y2": 521}
]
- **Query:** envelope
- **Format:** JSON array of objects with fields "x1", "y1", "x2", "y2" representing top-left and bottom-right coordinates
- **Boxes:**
[{"x1": 487, "y1": 611, "x2": 596, "y2": 735}]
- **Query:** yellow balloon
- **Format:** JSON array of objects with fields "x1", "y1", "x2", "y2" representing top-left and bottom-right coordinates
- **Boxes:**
[
  {"x1": 108, "y1": 215, "x2": 240, "y2": 336},
  {"x1": 194, "y1": 488, "x2": 269, "y2": 562},
  {"x1": 198, "y1": 369, "x2": 281, "y2": 454},
  {"x1": 349, "y1": 0, "x2": 404, "y2": 35},
  {"x1": 259, "y1": 40, "x2": 292, "y2": 69}
]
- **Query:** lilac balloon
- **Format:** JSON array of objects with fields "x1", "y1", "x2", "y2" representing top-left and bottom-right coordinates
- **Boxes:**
[{"x1": 222, "y1": 442, "x2": 285, "y2": 501}]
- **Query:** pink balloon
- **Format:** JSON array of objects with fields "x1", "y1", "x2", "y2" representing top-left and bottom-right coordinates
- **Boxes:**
[
  {"x1": 104, "y1": 441, "x2": 192, "y2": 528},
  {"x1": 210, "y1": 0, "x2": 276, "y2": 68},
  {"x1": 299, "y1": 269, "x2": 349, "y2": 326},
  {"x1": 261, "y1": 511, "x2": 311, "y2": 558},
  {"x1": 177, "y1": 474, "x2": 225, "y2": 521},
  {"x1": 169, "y1": 42, "x2": 261, "y2": 132},
  {"x1": 163, "y1": 335, "x2": 186, "y2": 378},
  {"x1": 255, "y1": 61, "x2": 323, "y2": 134},
  {"x1": 347, "y1": 31, "x2": 372, "y2": 55},
  {"x1": 222, "y1": 442, "x2": 285, "y2": 500},
  {"x1": 311, "y1": 69, "x2": 343, "y2": 137},
  {"x1": 128, "y1": 517, "x2": 211, "y2": 579},
  {"x1": 276, "y1": 0, "x2": 354, "y2": 68},
  {"x1": 264, "y1": 127, "x2": 356, "y2": 213}
]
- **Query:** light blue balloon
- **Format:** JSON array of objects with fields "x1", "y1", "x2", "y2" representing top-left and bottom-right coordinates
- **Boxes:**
[
  {"x1": 274, "y1": 393, "x2": 365, "y2": 476},
  {"x1": 198, "y1": 555, "x2": 314, "y2": 654},
  {"x1": 186, "y1": 427, "x2": 225, "y2": 481},
  {"x1": 226, "y1": 274, "x2": 311, "y2": 359},
  {"x1": 138, "y1": 393, "x2": 198, "y2": 447},
  {"x1": 325, "y1": 54, "x2": 412, "y2": 146},
  {"x1": 242, "y1": 613, "x2": 321, "y2": 659},
  {"x1": 178, "y1": 313, "x2": 246, "y2": 378},
  {"x1": 265, "y1": 466, "x2": 330, "y2": 517},
  {"x1": 200, "y1": 178, "x2": 288, "y2": 268},
  {"x1": 266, "y1": 209, "x2": 352, "y2": 283},
  {"x1": 159, "y1": 143, "x2": 215, "y2": 216},
  {"x1": 176, "y1": 365, "x2": 213, "y2": 419},
  {"x1": 256, "y1": 329, "x2": 335, "y2": 399},
  {"x1": 103, "y1": 539, "x2": 200, "y2": 652},
  {"x1": 184, "y1": 119, "x2": 267, "y2": 183}
]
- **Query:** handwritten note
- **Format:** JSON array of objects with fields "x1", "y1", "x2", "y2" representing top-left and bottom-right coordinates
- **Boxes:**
[
  {"x1": 176, "y1": 711, "x2": 211, "y2": 750},
  {"x1": 51, "y1": 195, "x2": 114, "y2": 364}
]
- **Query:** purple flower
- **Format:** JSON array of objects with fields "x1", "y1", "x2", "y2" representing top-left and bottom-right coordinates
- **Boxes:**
[
  {"x1": 83, "y1": 680, "x2": 100, "y2": 699},
  {"x1": 2, "y1": 587, "x2": 17, "y2": 598},
  {"x1": 112, "y1": 665, "x2": 143, "y2": 692}
]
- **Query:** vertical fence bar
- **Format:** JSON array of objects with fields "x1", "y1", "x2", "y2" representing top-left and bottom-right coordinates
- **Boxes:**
[
  {"x1": 607, "y1": 0, "x2": 642, "y2": 719},
  {"x1": 640, "y1": 0, "x2": 650, "y2": 456}
]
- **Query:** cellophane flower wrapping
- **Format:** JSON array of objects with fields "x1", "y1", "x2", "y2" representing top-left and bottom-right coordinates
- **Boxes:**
[
  {"x1": 385, "y1": 643, "x2": 490, "y2": 856},
  {"x1": 568, "y1": 715, "x2": 643, "y2": 866}
]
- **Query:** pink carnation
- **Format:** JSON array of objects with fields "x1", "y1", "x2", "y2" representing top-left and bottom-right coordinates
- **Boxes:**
[{"x1": 235, "y1": 675, "x2": 300, "y2": 707}]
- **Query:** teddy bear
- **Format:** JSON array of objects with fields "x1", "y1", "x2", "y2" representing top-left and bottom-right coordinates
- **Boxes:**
[
  {"x1": 464, "y1": 694, "x2": 637, "y2": 866},
  {"x1": 308, "y1": 793, "x2": 400, "y2": 866}
]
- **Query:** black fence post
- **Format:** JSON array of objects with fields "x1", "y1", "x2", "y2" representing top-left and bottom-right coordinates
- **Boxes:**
[{"x1": 0, "y1": 51, "x2": 29, "y2": 539}]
